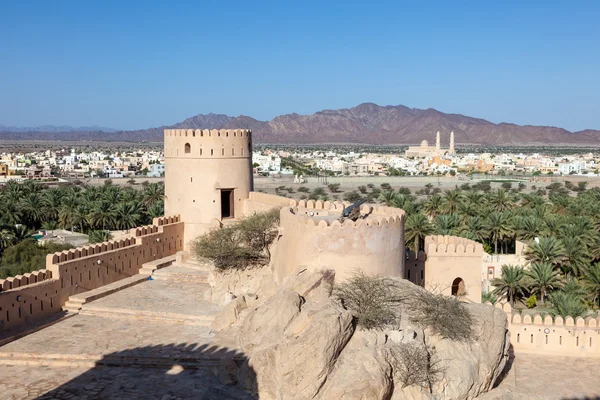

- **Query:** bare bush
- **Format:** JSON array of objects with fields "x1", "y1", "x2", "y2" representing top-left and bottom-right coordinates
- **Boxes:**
[
  {"x1": 405, "y1": 289, "x2": 475, "y2": 342},
  {"x1": 389, "y1": 343, "x2": 443, "y2": 389},
  {"x1": 191, "y1": 208, "x2": 280, "y2": 270},
  {"x1": 334, "y1": 271, "x2": 402, "y2": 330}
]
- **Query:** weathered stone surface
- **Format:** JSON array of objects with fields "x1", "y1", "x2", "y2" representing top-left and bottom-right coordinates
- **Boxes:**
[
  {"x1": 210, "y1": 296, "x2": 248, "y2": 331},
  {"x1": 277, "y1": 299, "x2": 354, "y2": 399},
  {"x1": 426, "y1": 303, "x2": 510, "y2": 400},
  {"x1": 238, "y1": 289, "x2": 303, "y2": 352},
  {"x1": 208, "y1": 264, "x2": 278, "y2": 305},
  {"x1": 280, "y1": 268, "x2": 335, "y2": 302},
  {"x1": 317, "y1": 330, "x2": 392, "y2": 400}
]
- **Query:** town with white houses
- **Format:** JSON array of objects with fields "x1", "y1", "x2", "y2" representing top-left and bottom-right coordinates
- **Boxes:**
[{"x1": 1, "y1": 133, "x2": 598, "y2": 182}]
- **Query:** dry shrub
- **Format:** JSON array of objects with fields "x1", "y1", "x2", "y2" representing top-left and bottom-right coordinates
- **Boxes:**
[
  {"x1": 192, "y1": 208, "x2": 280, "y2": 270},
  {"x1": 334, "y1": 271, "x2": 403, "y2": 330},
  {"x1": 405, "y1": 289, "x2": 475, "y2": 342},
  {"x1": 389, "y1": 343, "x2": 443, "y2": 389}
]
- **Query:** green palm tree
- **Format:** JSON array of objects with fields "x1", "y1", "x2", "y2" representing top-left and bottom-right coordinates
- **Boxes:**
[
  {"x1": 489, "y1": 188, "x2": 515, "y2": 212},
  {"x1": 87, "y1": 201, "x2": 117, "y2": 230},
  {"x1": 526, "y1": 262, "x2": 563, "y2": 304},
  {"x1": 20, "y1": 192, "x2": 44, "y2": 228},
  {"x1": 559, "y1": 236, "x2": 590, "y2": 277},
  {"x1": 486, "y1": 212, "x2": 513, "y2": 254},
  {"x1": 441, "y1": 189, "x2": 464, "y2": 214},
  {"x1": 422, "y1": 195, "x2": 443, "y2": 218},
  {"x1": 0, "y1": 201, "x2": 23, "y2": 226},
  {"x1": 515, "y1": 216, "x2": 543, "y2": 241},
  {"x1": 115, "y1": 202, "x2": 143, "y2": 230},
  {"x1": 378, "y1": 190, "x2": 398, "y2": 207},
  {"x1": 460, "y1": 216, "x2": 488, "y2": 243},
  {"x1": 582, "y1": 263, "x2": 600, "y2": 307},
  {"x1": 434, "y1": 214, "x2": 460, "y2": 236},
  {"x1": 142, "y1": 183, "x2": 164, "y2": 207},
  {"x1": 147, "y1": 201, "x2": 164, "y2": 220},
  {"x1": 42, "y1": 188, "x2": 63, "y2": 222},
  {"x1": 404, "y1": 213, "x2": 434, "y2": 252},
  {"x1": 492, "y1": 264, "x2": 527, "y2": 307},
  {"x1": 549, "y1": 292, "x2": 589, "y2": 318},
  {"x1": 525, "y1": 237, "x2": 566, "y2": 266}
]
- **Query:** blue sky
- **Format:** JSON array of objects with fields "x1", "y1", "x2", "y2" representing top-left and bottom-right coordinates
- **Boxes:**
[{"x1": 0, "y1": 0, "x2": 599, "y2": 131}]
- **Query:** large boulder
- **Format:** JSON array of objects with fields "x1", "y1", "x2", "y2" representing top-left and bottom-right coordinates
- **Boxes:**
[
  {"x1": 208, "y1": 264, "x2": 278, "y2": 305},
  {"x1": 238, "y1": 289, "x2": 303, "y2": 353},
  {"x1": 425, "y1": 303, "x2": 510, "y2": 400},
  {"x1": 280, "y1": 268, "x2": 335, "y2": 302},
  {"x1": 317, "y1": 330, "x2": 393, "y2": 400}
]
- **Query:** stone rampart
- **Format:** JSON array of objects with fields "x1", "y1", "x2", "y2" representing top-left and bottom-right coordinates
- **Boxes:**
[
  {"x1": 273, "y1": 203, "x2": 405, "y2": 282},
  {"x1": 494, "y1": 303, "x2": 600, "y2": 357},
  {"x1": 244, "y1": 192, "x2": 295, "y2": 214},
  {"x1": 164, "y1": 129, "x2": 251, "y2": 159},
  {"x1": 422, "y1": 235, "x2": 483, "y2": 303},
  {"x1": 0, "y1": 216, "x2": 184, "y2": 332}
]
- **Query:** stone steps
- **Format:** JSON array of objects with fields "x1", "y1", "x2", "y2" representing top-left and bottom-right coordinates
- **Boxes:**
[
  {"x1": 78, "y1": 305, "x2": 214, "y2": 326},
  {"x1": 63, "y1": 274, "x2": 151, "y2": 312}
]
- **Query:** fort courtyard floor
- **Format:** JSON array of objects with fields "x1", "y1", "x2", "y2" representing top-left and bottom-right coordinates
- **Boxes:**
[{"x1": 0, "y1": 263, "x2": 598, "y2": 400}]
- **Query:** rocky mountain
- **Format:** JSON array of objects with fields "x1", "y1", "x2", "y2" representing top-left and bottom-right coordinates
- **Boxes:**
[
  {"x1": 0, "y1": 124, "x2": 117, "y2": 133},
  {"x1": 2, "y1": 103, "x2": 599, "y2": 145}
]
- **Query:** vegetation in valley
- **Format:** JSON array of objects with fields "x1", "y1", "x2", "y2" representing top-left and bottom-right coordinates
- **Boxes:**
[
  {"x1": 0, "y1": 179, "x2": 164, "y2": 276},
  {"x1": 366, "y1": 179, "x2": 600, "y2": 316}
]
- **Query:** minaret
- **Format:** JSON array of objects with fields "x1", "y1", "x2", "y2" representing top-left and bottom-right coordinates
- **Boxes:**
[
  {"x1": 435, "y1": 131, "x2": 441, "y2": 152},
  {"x1": 449, "y1": 131, "x2": 455, "y2": 155}
]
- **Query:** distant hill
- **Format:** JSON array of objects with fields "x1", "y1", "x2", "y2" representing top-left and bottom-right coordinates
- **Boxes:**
[
  {"x1": 2, "y1": 103, "x2": 599, "y2": 145},
  {"x1": 0, "y1": 124, "x2": 117, "y2": 133}
]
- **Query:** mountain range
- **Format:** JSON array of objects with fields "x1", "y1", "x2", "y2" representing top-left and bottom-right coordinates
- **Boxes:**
[{"x1": 2, "y1": 103, "x2": 599, "y2": 145}]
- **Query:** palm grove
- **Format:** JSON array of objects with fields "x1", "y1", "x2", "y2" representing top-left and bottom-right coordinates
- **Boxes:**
[
  {"x1": 369, "y1": 180, "x2": 600, "y2": 318},
  {"x1": 0, "y1": 179, "x2": 164, "y2": 278}
]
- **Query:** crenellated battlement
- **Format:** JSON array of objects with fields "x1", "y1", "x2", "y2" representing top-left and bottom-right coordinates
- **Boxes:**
[
  {"x1": 0, "y1": 270, "x2": 51, "y2": 291},
  {"x1": 0, "y1": 215, "x2": 184, "y2": 331},
  {"x1": 489, "y1": 302, "x2": 600, "y2": 357},
  {"x1": 281, "y1": 206, "x2": 404, "y2": 229},
  {"x1": 424, "y1": 235, "x2": 483, "y2": 256},
  {"x1": 164, "y1": 129, "x2": 251, "y2": 140},
  {"x1": 164, "y1": 129, "x2": 252, "y2": 159}
]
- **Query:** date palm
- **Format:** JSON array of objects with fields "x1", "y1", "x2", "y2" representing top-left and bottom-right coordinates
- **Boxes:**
[
  {"x1": 20, "y1": 192, "x2": 44, "y2": 228},
  {"x1": 115, "y1": 202, "x2": 143, "y2": 230},
  {"x1": 378, "y1": 190, "x2": 398, "y2": 207},
  {"x1": 525, "y1": 236, "x2": 566, "y2": 266},
  {"x1": 434, "y1": 214, "x2": 460, "y2": 236},
  {"x1": 422, "y1": 195, "x2": 443, "y2": 218},
  {"x1": 87, "y1": 200, "x2": 117, "y2": 230},
  {"x1": 492, "y1": 264, "x2": 527, "y2": 307},
  {"x1": 526, "y1": 262, "x2": 563, "y2": 304},
  {"x1": 582, "y1": 263, "x2": 600, "y2": 307},
  {"x1": 441, "y1": 189, "x2": 464, "y2": 214},
  {"x1": 42, "y1": 188, "x2": 64, "y2": 222},
  {"x1": 489, "y1": 188, "x2": 515, "y2": 212},
  {"x1": 460, "y1": 216, "x2": 488, "y2": 243},
  {"x1": 142, "y1": 183, "x2": 164, "y2": 207},
  {"x1": 405, "y1": 213, "x2": 434, "y2": 252},
  {"x1": 559, "y1": 236, "x2": 590, "y2": 277},
  {"x1": 486, "y1": 211, "x2": 513, "y2": 254},
  {"x1": 515, "y1": 216, "x2": 543, "y2": 241}
]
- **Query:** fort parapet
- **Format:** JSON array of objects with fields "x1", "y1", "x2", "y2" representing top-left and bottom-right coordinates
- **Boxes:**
[
  {"x1": 0, "y1": 216, "x2": 183, "y2": 332},
  {"x1": 493, "y1": 303, "x2": 600, "y2": 357},
  {"x1": 273, "y1": 201, "x2": 406, "y2": 282}
]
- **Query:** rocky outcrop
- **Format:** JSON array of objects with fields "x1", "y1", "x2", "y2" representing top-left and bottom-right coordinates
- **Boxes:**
[{"x1": 208, "y1": 267, "x2": 510, "y2": 400}]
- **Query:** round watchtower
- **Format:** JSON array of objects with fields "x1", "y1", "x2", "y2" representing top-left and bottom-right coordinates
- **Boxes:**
[{"x1": 164, "y1": 128, "x2": 253, "y2": 248}]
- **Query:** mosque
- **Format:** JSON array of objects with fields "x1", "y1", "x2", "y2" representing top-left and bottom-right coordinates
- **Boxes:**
[{"x1": 405, "y1": 131, "x2": 455, "y2": 158}]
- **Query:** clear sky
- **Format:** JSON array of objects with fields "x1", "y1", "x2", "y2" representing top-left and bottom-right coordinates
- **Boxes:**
[{"x1": 0, "y1": 0, "x2": 599, "y2": 131}]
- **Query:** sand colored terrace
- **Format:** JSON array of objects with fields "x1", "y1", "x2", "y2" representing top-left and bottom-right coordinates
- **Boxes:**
[{"x1": 0, "y1": 261, "x2": 598, "y2": 400}]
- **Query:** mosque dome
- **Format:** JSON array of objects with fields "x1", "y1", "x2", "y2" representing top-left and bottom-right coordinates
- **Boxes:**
[{"x1": 420, "y1": 140, "x2": 429, "y2": 147}]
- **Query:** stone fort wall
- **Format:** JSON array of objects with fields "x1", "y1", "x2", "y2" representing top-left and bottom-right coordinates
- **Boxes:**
[
  {"x1": 164, "y1": 129, "x2": 253, "y2": 248},
  {"x1": 495, "y1": 303, "x2": 600, "y2": 358},
  {"x1": 273, "y1": 200, "x2": 406, "y2": 282},
  {"x1": 0, "y1": 216, "x2": 183, "y2": 332}
]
